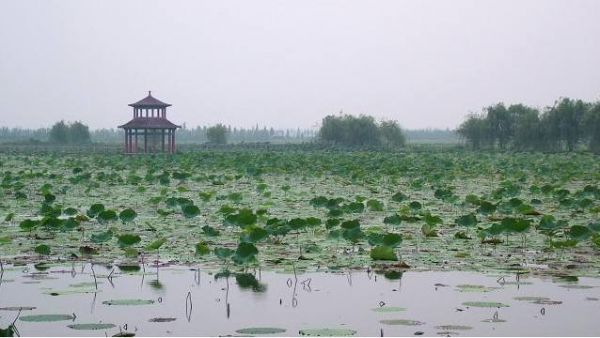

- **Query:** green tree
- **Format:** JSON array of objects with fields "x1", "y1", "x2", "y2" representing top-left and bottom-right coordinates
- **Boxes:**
[
  {"x1": 583, "y1": 103, "x2": 600, "y2": 154},
  {"x1": 206, "y1": 123, "x2": 228, "y2": 144},
  {"x1": 510, "y1": 104, "x2": 541, "y2": 151},
  {"x1": 546, "y1": 98, "x2": 587, "y2": 151},
  {"x1": 485, "y1": 103, "x2": 512, "y2": 149},
  {"x1": 457, "y1": 114, "x2": 489, "y2": 149},
  {"x1": 319, "y1": 114, "x2": 405, "y2": 148},
  {"x1": 49, "y1": 120, "x2": 69, "y2": 144},
  {"x1": 379, "y1": 120, "x2": 406, "y2": 147},
  {"x1": 68, "y1": 121, "x2": 91, "y2": 144}
]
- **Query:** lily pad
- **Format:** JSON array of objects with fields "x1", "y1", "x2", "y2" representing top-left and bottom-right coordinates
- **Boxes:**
[
  {"x1": 513, "y1": 296, "x2": 550, "y2": 302},
  {"x1": 236, "y1": 327, "x2": 287, "y2": 335},
  {"x1": 148, "y1": 318, "x2": 177, "y2": 323},
  {"x1": 558, "y1": 285, "x2": 594, "y2": 289},
  {"x1": 455, "y1": 284, "x2": 495, "y2": 292},
  {"x1": 462, "y1": 301, "x2": 509, "y2": 308},
  {"x1": 299, "y1": 328, "x2": 357, "y2": 336},
  {"x1": 533, "y1": 299, "x2": 562, "y2": 305},
  {"x1": 379, "y1": 319, "x2": 425, "y2": 326},
  {"x1": 0, "y1": 306, "x2": 36, "y2": 311},
  {"x1": 434, "y1": 325, "x2": 472, "y2": 331},
  {"x1": 20, "y1": 314, "x2": 75, "y2": 322},
  {"x1": 102, "y1": 299, "x2": 155, "y2": 306},
  {"x1": 482, "y1": 318, "x2": 507, "y2": 323},
  {"x1": 68, "y1": 323, "x2": 116, "y2": 330},
  {"x1": 43, "y1": 288, "x2": 100, "y2": 296}
]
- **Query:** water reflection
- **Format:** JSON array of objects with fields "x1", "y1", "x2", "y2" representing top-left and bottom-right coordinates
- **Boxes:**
[{"x1": 0, "y1": 264, "x2": 599, "y2": 336}]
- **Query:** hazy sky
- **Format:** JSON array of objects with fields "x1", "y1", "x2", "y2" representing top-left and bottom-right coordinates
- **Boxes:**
[{"x1": 1, "y1": 0, "x2": 600, "y2": 130}]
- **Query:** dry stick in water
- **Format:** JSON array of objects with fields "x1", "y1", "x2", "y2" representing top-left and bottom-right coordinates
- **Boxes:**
[
  {"x1": 107, "y1": 267, "x2": 115, "y2": 288},
  {"x1": 0, "y1": 260, "x2": 4, "y2": 287},
  {"x1": 185, "y1": 291, "x2": 193, "y2": 322},
  {"x1": 90, "y1": 263, "x2": 98, "y2": 290},
  {"x1": 225, "y1": 277, "x2": 231, "y2": 318}
]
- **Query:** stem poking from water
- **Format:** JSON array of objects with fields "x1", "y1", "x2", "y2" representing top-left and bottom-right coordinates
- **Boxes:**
[{"x1": 91, "y1": 263, "x2": 98, "y2": 290}]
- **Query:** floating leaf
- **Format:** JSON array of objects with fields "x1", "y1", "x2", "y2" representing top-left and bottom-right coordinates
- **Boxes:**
[
  {"x1": 391, "y1": 192, "x2": 408, "y2": 202},
  {"x1": 148, "y1": 318, "x2": 177, "y2": 323},
  {"x1": 455, "y1": 284, "x2": 494, "y2": 293},
  {"x1": 299, "y1": 328, "x2": 357, "y2": 336},
  {"x1": 434, "y1": 325, "x2": 472, "y2": 331},
  {"x1": 98, "y1": 210, "x2": 118, "y2": 224},
  {"x1": 0, "y1": 306, "x2": 36, "y2": 311},
  {"x1": 34, "y1": 244, "x2": 50, "y2": 255},
  {"x1": 568, "y1": 225, "x2": 593, "y2": 241},
  {"x1": 513, "y1": 296, "x2": 550, "y2": 302},
  {"x1": 456, "y1": 214, "x2": 477, "y2": 227},
  {"x1": 383, "y1": 214, "x2": 402, "y2": 225},
  {"x1": 87, "y1": 203, "x2": 105, "y2": 218},
  {"x1": 182, "y1": 204, "x2": 200, "y2": 218},
  {"x1": 119, "y1": 208, "x2": 137, "y2": 224},
  {"x1": 91, "y1": 230, "x2": 113, "y2": 243},
  {"x1": 102, "y1": 299, "x2": 155, "y2": 306},
  {"x1": 340, "y1": 219, "x2": 360, "y2": 229},
  {"x1": 379, "y1": 319, "x2": 425, "y2": 326},
  {"x1": 19, "y1": 219, "x2": 38, "y2": 231},
  {"x1": 370, "y1": 246, "x2": 398, "y2": 261},
  {"x1": 236, "y1": 327, "x2": 286, "y2": 335},
  {"x1": 462, "y1": 301, "x2": 509, "y2": 308},
  {"x1": 382, "y1": 233, "x2": 402, "y2": 247},
  {"x1": 214, "y1": 247, "x2": 234, "y2": 260},
  {"x1": 195, "y1": 242, "x2": 210, "y2": 256},
  {"x1": 68, "y1": 323, "x2": 116, "y2": 330},
  {"x1": 234, "y1": 242, "x2": 258, "y2": 264},
  {"x1": 146, "y1": 238, "x2": 167, "y2": 251},
  {"x1": 202, "y1": 225, "x2": 220, "y2": 237},
  {"x1": 235, "y1": 273, "x2": 266, "y2": 292},
  {"x1": 241, "y1": 226, "x2": 269, "y2": 243},
  {"x1": 118, "y1": 234, "x2": 141, "y2": 247},
  {"x1": 20, "y1": 314, "x2": 74, "y2": 322}
]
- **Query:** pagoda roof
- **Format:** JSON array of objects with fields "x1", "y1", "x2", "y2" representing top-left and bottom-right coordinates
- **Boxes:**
[
  {"x1": 118, "y1": 117, "x2": 180, "y2": 129},
  {"x1": 129, "y1": 91, "x2": 171, "y2": 108}
]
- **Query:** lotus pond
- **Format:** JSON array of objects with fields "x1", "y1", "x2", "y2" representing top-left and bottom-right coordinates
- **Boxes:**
[{"x1": 0, "y1": 150, "x2": 600, "y2": 335}]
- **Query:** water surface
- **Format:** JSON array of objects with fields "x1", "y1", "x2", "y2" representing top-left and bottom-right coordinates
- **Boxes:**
[{"x1": 0, "y1": 264, "x2": 599, "y2": 336}]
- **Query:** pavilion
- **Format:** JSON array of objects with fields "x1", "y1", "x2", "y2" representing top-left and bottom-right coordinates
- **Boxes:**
[{"x1": 118, "y1": 91, "x2": 181, "y2": 154}]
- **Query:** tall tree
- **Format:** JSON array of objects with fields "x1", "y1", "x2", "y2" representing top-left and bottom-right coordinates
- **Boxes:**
[
  {"x1": 485, "y1": 103, "x2": 512, "y2": 149},
  {"x1": 457, "y1": 114, "x2": 488, "y2": 149},
  {"x1": 510, "y1": 104, "x2": 541, "y2": 151},
  {"x1": 550, "y1": 98, "x2": 587, "y2": 151},
  {"x1": 583, "y1": 102, "x2": 600, "y2": 154},
  {"x1": 379, "y1": 120, "x2": 406, "y2": 147},
  {"x1": 206, "y1": 124, "x2": 228, "y2": 144},
  {"x1": 49, "y1": 120, "x2": 69, "y2": 144},
  {"x1": 68, "y1": 121, "x2": 91, "y2": 144}
]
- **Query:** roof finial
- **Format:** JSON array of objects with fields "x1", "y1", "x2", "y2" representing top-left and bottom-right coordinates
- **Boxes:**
[{"x1": 148, "y1": 90, "x2": 152, "y2": 96}]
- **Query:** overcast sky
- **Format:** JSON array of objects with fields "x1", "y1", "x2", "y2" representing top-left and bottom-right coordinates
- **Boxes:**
[{"x1": 1, "y1": 0, "x2": 599, "y2": 130}]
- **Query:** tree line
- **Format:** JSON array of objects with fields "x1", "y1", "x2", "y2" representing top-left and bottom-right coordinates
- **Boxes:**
[
  {"x1": 318, "y1": 114, "x2": 406, "y2": 148},
  {"x1": 457, "y1": 98, "x2": 600, "y2": 153},
  {"x1": 0, "y1": 124, "x2": 317, "y2": 144},
  {"x1": 48, "y1": 120, "x2": 91, "y2": 144}
]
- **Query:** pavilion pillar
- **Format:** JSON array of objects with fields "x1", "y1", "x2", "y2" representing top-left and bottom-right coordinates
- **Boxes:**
[
  {"x1": 171, "y1": 129, "x2": 176, "y2": 153},
  {"x1": 166, "y1": 129, "x2": 170, "y2": 154},
  {"x1": 124, "y1": 129, "x2": 128, "y2": 153},
  {"x1": 134, "y1": 130, "x2": 138, "y2": 153},
  {"x1": 161, "y1": 129, "x2": 165, "y2": 152},
  {"x1": 144, "y1": 129, "x2": 148, "y2": 153},
  {"x1": 128, "y1": 130, "x2": 133, "y2": 153}
]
